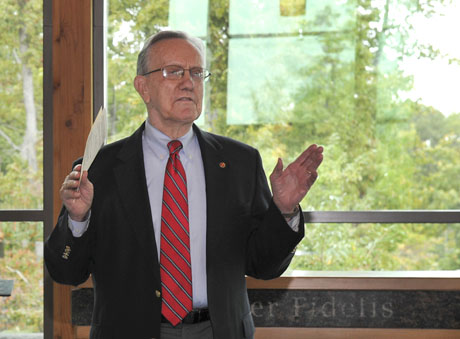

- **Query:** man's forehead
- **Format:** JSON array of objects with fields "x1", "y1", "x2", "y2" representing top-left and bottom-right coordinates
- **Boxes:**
[{"x1": 149, "y1": 38, "x2": 204, "y2": 65}]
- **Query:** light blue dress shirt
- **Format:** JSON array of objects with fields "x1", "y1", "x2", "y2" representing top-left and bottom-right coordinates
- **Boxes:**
[{"x1": 142, "y1": 120, "x2": 208, "y2": 308}]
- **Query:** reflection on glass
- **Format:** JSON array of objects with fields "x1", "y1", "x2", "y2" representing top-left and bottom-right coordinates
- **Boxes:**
[
  {"x1": 0, "y1": 0, "x2": 43, "y2": 210},
  {"x1": 289, "y1": 223, "x2": 460, "y2": 271},
  {"x1": 229, "y1": 0, "x2": 354, "y2": 35},
  {"x1": 0, "y1": 222, "x2": 43, "y2": 333},
  {"x1": 106, "y1": 0, "x2": 460, "y2": 270},
  {"x1": 168, "y1": 0, "x2": 209, "y2": 36},
  {"x1": 280, "y1": 0, "x2": 306, "y2": 17},
  {"x1": 227, "y1": 36, "x2": 355, "y2": 124}
]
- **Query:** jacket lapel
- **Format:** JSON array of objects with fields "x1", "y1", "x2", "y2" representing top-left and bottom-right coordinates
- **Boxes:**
[
  {"x1": 112, "y1": 123, "x2": 160, "y2": 278},
  {"x1": 193, "y1": 125, "x2": 229, "y2": 233}
]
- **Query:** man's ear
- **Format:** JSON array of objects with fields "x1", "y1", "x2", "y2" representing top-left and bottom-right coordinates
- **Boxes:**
[{"x1": 134, "y1": 75, "x2": 150, "y2": 103}]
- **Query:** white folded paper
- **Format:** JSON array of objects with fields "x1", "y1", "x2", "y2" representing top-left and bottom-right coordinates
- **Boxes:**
[{"x1": 79, "y1": 107, "x2": 107, "y2": 186}]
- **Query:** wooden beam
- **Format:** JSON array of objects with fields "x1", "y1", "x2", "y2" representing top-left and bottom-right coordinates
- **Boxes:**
[
  {"x1": 246, "y1": 275, "x2": 460, "y2": 291},
  {"x1": 78, "y1": 274, "x2": 460, "y2": 291},
  {"x1": 73, "y1": 326, "x2": 460, "y2": 339},
  {"x1": 254, "y1": 328, "x2": 460, "y2": 339},
  {"x1": 52, "y1": 0, "x2": 92, "y2": 338}
]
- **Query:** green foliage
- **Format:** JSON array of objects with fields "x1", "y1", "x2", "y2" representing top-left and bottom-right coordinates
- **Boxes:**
[
  {"x1": 291, "y1": 222, "x2": 460, "y2": 271},
  {"x1": 106, "y1": 0, "x2": 170, "y2": 141},
  {"x1": 0, "y1": 222, "x2": 43, "y2": 333},
  {"x1": 0, "y1": 145, "x2": 43, "y2": 210},
  {"x1": 0, "y1": 0, "x2": 43, "y2": 171},
  {"x1": 292, "y1": 223, "x2": 406, "y2": 271}
]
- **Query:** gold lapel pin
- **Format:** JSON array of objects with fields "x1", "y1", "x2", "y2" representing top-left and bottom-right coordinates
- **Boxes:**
[{"x1": 219, "y1": 162, "x2": 226, "y2": 168}]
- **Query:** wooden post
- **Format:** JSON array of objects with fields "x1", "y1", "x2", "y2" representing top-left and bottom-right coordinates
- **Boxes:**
[{"x1": 52, "y1": 0, "x2": 93, "y2": 338}]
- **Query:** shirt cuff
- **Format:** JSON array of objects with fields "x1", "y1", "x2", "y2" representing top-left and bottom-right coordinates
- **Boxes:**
[
  {"x1": 285, "y1": 212, "x2": 300, "y2": 232},
  {"x1": 67, "y1": 211, "x2": 91, "y2": 238}
]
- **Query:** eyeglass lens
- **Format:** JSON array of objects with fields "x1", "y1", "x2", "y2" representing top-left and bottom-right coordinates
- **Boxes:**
[{"x1": 163, "y1": 65, "x2": 209, "y2": 80}]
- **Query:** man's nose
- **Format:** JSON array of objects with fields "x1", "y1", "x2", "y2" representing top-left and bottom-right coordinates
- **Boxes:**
[{"x1": 179, "y1": 70, "x2": 195, "y2": 89}]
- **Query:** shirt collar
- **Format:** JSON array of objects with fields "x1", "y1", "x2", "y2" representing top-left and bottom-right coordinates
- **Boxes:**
[{"x1": 144, "y1": 119, "x2": 195, "y2": 159}]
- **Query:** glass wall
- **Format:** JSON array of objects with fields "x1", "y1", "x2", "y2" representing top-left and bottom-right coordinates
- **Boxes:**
[
  {"x1": 0, "y1": 0, "x2": 44, "y2": 335},
  {"x1": 290, "y1": 223, "x2": 460, "y2": 271},
  {"x1": 0, "y1": 0, "x2": 44, "y2": 210},
  {"x1": 0, "y1": 222, "x2": 43, "y2": 333},
  {"x1": 105, "y1": 0, "x2": 460, "y2": 270}
]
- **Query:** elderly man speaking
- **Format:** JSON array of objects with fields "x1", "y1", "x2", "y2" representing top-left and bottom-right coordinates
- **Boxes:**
[{"x1": 45, "y1": 30, "x2": 323, "y2": 339}]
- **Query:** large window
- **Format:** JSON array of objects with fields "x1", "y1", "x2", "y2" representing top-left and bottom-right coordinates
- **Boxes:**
[
  {"x1": 0, "y1": 0, "x2": 48, "y2": 335},
  {"x1": 105, "y1": 0, "x2": 460, "y2": 270}
]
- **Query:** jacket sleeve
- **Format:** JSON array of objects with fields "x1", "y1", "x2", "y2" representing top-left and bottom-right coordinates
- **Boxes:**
[
  {"x1": 44, "y1": 158, "x2": 94, "y2": 286},
  {"x1": 244, "y1": 150, "x2": 305, "y2": 280}
]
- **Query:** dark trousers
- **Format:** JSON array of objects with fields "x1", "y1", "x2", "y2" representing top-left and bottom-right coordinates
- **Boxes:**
[{"x1": 160, "y1": 320, "x2": 213, "y2": 339}]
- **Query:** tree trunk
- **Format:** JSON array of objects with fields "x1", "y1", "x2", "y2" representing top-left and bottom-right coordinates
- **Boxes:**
[
  {"x1": 19, "y1": 22, "x2": 38, "y2": 172},
  {"x1": 206, "y1": 0, "x2": 230, "y2": 134}
]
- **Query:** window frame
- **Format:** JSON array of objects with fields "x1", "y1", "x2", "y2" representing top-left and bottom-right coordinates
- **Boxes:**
[{"x1": 303, "y1": 211, "x2": 460, "y2": 223}]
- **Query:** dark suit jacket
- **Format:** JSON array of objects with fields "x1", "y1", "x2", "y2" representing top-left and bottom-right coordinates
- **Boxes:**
[{"x1": 45, "y1": 123, "x2": 304, "y2": 339}]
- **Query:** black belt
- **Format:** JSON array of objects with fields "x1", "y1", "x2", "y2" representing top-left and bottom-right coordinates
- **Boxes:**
[{"x1": 161, "y1": 308, "x2": 210, "y2": 325}]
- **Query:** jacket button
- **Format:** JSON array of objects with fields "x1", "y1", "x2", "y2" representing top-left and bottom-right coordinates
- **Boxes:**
[{"x1": 155, "y1": 290, "x2": 161, "y2": 298}]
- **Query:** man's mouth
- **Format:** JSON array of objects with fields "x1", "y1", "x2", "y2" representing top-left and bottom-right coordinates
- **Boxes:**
[{"x1": 177, "y1": 97, "x2": 194, "y2": 102}]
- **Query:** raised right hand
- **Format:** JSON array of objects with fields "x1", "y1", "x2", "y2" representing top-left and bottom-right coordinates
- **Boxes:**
[{"x1": 60, "y1": 164, "x2": 94, "y2": 221}]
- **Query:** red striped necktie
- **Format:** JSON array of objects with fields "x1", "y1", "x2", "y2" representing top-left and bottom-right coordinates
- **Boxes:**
[{"x1": 160, "y1": 140, "x2": 193, "y2": 326}]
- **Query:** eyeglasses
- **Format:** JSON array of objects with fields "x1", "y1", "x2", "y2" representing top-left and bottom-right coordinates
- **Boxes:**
[{"x1": 142, "y1": 65, "x2": 211, "y2": 81}]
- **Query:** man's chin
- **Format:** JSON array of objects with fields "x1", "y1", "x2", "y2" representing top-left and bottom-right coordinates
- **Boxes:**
[{"x1": 176, "y1": 110, "x2": 201, "y2": 123}]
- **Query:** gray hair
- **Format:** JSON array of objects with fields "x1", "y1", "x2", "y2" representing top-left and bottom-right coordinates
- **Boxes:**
[{"x1": 136, "y1": 30, "x2": 205, "y2": 75}]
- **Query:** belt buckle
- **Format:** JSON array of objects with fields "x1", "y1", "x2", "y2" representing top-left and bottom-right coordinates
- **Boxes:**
[{"x1": 184, "y1": 308, "x2": 206, "y2": 324}]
